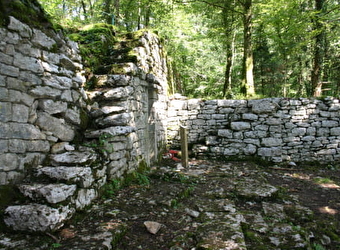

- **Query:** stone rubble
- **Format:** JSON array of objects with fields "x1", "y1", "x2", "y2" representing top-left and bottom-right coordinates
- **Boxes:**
[{"x1": 2, "y1": 160, "x2": 339, "y2": 249}]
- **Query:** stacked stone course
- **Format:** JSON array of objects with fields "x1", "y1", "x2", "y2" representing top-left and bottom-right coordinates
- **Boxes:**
[
  {"x1": 0, "y1": 16, "x2": 168, "y2": 232},
  {"x1": 168, "y1": 95, "x2": 340, "y2": 164}
]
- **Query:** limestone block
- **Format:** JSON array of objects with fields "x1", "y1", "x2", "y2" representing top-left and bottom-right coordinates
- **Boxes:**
[
  {"x1": 43, "y1": 75, "x2": 73, "y2": 90},
  {"x1": 39, "y1": 99, "x2": 68, "y2": 114},
  {"x1": 0, "y1": 63, "x2": 19, "y2": 77},
  {"x1": 9, "y1": 123, "x2": 45, "y2": 140},
  {"x1": 291, "y1": 127, "x2": 306, "y2": 137},
  {"x1": 74, "y1": 189, "x2": 97, "y2": 210},
  {"x1": 224, "y1": 147, "x2": 240, "y2": 155},
  {"x1": 261, "y1": 138, "x2": 282, "y2": 147},
  {"x1": 9, "y1": 89, "x2": 34, "y2": 106},
  {"x1": 301, "y1": 136, "x2": 315, "y2": 142},
  {"x1": 90, "y1": 106, "x2": 126, "y2": 118},
  {"x1": 244, "y1": 144, "x2": 257, "y2": 155},
  {"x1": 322, "y1": 120, "x2": 338, "y2": 127},
  {"x1": 0, "y1": 51, "x2": 13, "y2": 65},
  {"x1": 4, "y1": 204, "x2": 74, "y2": 232},
  {"x1": 102, "y1": 86, "x2": 134, "y2": 100},
  {"x1": 19, "y1": 183, "x2": 77, "y2": 204},
  {"x1": 19, "y1": 70, "x2": 43, "y2": 85},
  {"x1": 42, "y1": 51, "x2": 60, "y2": 64},
  {"x1": 0, "y1": 139, "x2": 8, "y2": 153},
  {"x1": 230, "y1": 122, "x2": 251, "y2": 131},
  {"x1": 217, "y1": 99, "x2": 246, "y2": 108},
  {"x1": 26, "y1": 140, "x2": 50, "y2": 152},
  {"x1": 65, "y1": 107, "x2": 81, "y2": 125},
  {"x1": 8, "y1": 139, "x2": 26, "y2": 153},
  {"x1": 266, "y1": 118, "x2": 281, "y2": 125},
  {"x1": 257, "y1": 147, "x2": 281, "y2": 157},
  {"x1": 13, "y1": 54, "x2": 44, "y2": 74},
  {"x1": 317, "y1": 149, "x2": 336, "y2": 155},
  {"x1": 244, "y1": 138, "x2": 260, "y2": 146},
  {"x1": 330, "y1": 127, "x2": 340, "y2": 136},
  {"x1": 170, "y1": 100, "x2": 187, "y2": 110},
  {"x1": 0, "y1": 153, "x2": 19, "y2": 171},
  {"x1": 0, "y1": 75, "x2": 5, "y2": 87},
  {"x1": 251, "y1": 100, "x2": 278, "y2": 114},
  {"x1": 11, "y1": 103, "x2": 29, "y2": 122},
  {"x1": 317, "y1": 127, "x2": 330, "y2": 136},
  {"x1": 96, "y1": 113, "x2": 132, "y2": 127},
  {"x1": 32, "y1": 29, "x2": 56, "y2": 50},
  {"x1": 102, "y1": 74, "x2": 131, "y2": 87},
  {"x1": 0, "y1": 102, "x2": 11, "y2": 122},
  {"x1": 206, "y1": 136, "x2": 219, "y2": 146},
  {"x1": 8, "y1": 17, "x2": 32, "y2": 38},
  {"x1": 242, "y1": 113, "x2": 258, "y2": 121},
  {"x1": 107, "y1": 158, "x2": 127, "y2": 178},
  {"x1": 29, "y1": 86, "x2": 62, "y2": 98},
  {"x1": 59, "y1": 54, "x2": 77, "y2": 71},
  {"x1": 218, "y1": 129, "x2": 233, "y2": 138},
  {"x1": 85, "y1": 126, "x2": 135, "y2": 139},
  {"x1": 39, "y1": 166, "x2": 94, "y2": 188},
  {"x1": 306, "y1": 127, "x2": 316, "y2": 135},
  {"x1": 36, "y1": 112, "x2": 74, "y2": 141},
  {"x1": 50, "y1": 150, "x2": 97, "y2": 166}
]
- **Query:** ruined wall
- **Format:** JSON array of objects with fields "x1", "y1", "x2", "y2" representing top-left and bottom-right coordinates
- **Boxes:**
[
  {"x1": 0, "y1": 16, "x2": 168, "y2": 232},
  {"x1": 0, "y1": 16, "x2": 87, "y2": 185},
  {"x1": 168, "y1": 95, "x2": 340, "y2": 164}
]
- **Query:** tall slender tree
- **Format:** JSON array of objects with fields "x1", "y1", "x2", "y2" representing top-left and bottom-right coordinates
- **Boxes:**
[
  {"x1": 240, "y1": 0, "x2": 255, "y2": 97},
  {"x1": 311, "y1": 0, "x2": 326, "y2": 97}
]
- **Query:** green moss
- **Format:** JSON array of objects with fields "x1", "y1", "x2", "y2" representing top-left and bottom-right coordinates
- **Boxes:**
[{"x1": 6, "y1": 0, "x2": 52, "y2": 30}]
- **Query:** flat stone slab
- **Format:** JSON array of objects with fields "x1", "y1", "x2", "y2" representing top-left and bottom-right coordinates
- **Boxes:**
[
  {"x1": 4, "y1": 204, "x2": 74, "y2": 232},
  {"x1": 18, "y1": 183, "x2": 77, "y2": 204},
  {"x1": 38, "y1": 166, "x2": 94, "y2": 188},
  {"x1": 235, "y1": 179, "x2": 278, "y2": 198},
  {"x1": 50, "y1": 149, "x2": 97, "y2": 166}
]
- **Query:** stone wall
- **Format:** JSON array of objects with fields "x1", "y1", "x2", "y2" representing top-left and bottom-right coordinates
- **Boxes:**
[
  {"x1": 0, "y1": 16, "x2": 87, "y2": 185},
  {"x1": 0, "y1": 16, "x2": 168, "y2": 232},
  {"x1": 168, "y1": 95, "x2": 340, "y2": 164}
]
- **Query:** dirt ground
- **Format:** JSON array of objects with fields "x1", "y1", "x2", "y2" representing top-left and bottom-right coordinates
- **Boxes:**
[{"x1": 1, "y1": 159, "x2": 340, "y2": 250}]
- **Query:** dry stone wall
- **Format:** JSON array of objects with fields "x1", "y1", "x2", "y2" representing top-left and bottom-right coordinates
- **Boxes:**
[
  {"x1": 0, "y1": 16, "x2": 87, "y2": 185},
  {"x1": 0, "y1": 16, "x2": 168, "y2": 232},
  {"x1": 168, "y1": 95, "x2": 340, "y2": 164}
]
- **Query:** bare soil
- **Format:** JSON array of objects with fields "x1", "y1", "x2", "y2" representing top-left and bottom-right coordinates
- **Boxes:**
[{"x1": 1, "y1": 160, "x2": 340, "y2": 250}]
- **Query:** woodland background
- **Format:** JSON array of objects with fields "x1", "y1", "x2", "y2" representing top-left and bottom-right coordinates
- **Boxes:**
[{"x1": 37, "y1": 0, "x2": 340, "y2": 99}]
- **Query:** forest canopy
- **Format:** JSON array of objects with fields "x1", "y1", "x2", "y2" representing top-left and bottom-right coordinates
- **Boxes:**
[{"x1": 37, "y1": 0, "x2": 340, "y2": 99}]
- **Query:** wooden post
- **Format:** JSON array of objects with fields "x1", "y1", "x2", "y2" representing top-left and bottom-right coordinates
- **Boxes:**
[{"x1": 180, "y1": 126, "x2": 188, "y2": 168}]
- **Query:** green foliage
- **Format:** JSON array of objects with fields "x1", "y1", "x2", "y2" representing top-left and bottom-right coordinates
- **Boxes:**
[
  {"x1": 312, "y1": 244, "x2": 326, "y2": 250},
  {"x1": 84, "y1": 133, "x2": 114, "y2": 154},
  {"x1": 36, "y1": 0, "x2": 340, "y2": 99},
  {"x1": 68, "y1": 23, "x2": 117, "y2": 77}
]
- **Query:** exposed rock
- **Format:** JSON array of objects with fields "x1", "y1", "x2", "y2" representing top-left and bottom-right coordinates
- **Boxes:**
[
  {"x1": 18, "y1": 183, "x2": 77, "y2": 204},
  {"x1": 4, "y1": 204, "x2": 74, "y2": 232},
  {"x1": 50, "y1": 149, "x2": 97, "y2": 166},
  {"x1": 144, "y1": 221, "x2": 162, "y2": 234},
  {"x1": 38, "y1": 166, "x2": 94, "y2": 188}
]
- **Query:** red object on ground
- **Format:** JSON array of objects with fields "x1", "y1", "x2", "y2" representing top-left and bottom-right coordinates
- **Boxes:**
[{"x1": 163, "y1": 150, "x2": 181, "y2": 162}]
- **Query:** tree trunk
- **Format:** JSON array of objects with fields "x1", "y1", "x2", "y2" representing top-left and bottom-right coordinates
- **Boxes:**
[
  {"x1": 114, "y1": 0, "x2": 120, "y2": 25},
  {"x1": 81, "y1": 0, "x2": 87, "y2": 20},
  {"x1": 103, "y1": 0, "x2": 112, "y2": 24},
  {"x1": 311, "y1": 0, "x2": 325, "y2": 97},
  {"x1": 223, "y1": 45, "x2": 233, "y2": 98},
  {"x1": 241, "y1": 0, "x2": 255, "y2": 97}
]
